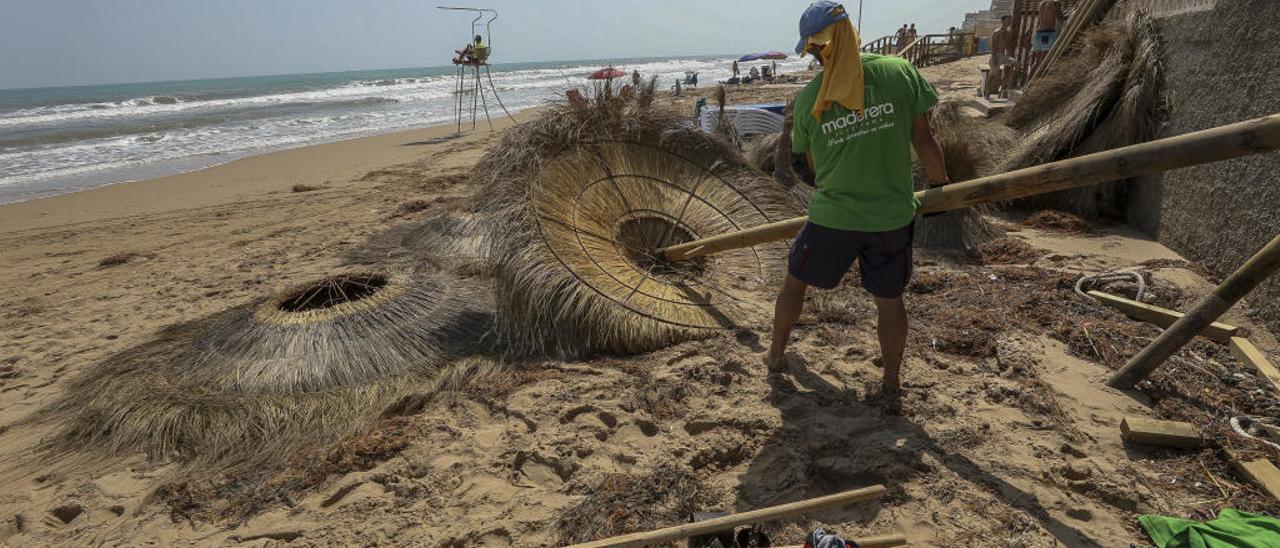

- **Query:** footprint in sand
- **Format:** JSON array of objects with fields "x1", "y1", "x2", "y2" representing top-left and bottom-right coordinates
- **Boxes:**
[{"x1": 513, "y1": 452, "x2": 576, "y2": 488}]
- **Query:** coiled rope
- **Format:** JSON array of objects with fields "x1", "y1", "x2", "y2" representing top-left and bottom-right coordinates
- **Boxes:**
[{"x1": 1075, "y1": 267, "x2": 1148, "y2": 301}]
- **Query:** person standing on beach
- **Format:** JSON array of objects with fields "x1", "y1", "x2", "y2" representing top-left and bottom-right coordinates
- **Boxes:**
[
  {"x1": 765, "y1": 1, "x2": 950, "y2": 402},
  {"x1": 988, "y1": 15, "x2": 1017, "y2": 98},
  {"x1": 733, "y1": 60, "x2": 740, "y2": 77},
  {"x1": 895, "y1": 24, "x2": 909, "y2": 51},
  {"x1": 1033, "y1": 0, "x2": 1065, "y2": 66}
]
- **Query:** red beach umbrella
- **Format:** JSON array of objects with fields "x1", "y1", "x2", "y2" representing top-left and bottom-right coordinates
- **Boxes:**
[{"x1": 588, "y1": 67, "x2": 627, "y2": 80}]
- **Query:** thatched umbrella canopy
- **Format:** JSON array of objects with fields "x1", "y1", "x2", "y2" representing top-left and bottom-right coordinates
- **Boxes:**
[
  {"x1": 1001, "y1": 12, "x2": 1164, "y2": 218},
  {"x1": 486, "y1": 140, "x2": 798, "y2": 358},
  {"x1": 32, "y1": 268, "x2": 495, "y2": 470}
]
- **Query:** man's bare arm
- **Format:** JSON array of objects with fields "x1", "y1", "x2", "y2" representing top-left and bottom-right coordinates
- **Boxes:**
[{"x1": 911, "y1": 113, "x2": 949, "y2": 186}]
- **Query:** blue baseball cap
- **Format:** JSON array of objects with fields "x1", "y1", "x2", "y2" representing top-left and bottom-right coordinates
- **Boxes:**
[{"x1": 795, "y1": 1, "x2": 850, "y2": 55}]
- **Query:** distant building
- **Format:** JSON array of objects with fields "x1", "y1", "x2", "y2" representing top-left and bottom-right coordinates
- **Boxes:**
[{"x1": 963, "y1": 0, "x2": 1015, "y2": 38}]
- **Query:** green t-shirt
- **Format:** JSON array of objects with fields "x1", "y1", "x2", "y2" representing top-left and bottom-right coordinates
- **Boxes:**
[{"x1": 792, "y1": 53, "x2": 939, "y2": 232}]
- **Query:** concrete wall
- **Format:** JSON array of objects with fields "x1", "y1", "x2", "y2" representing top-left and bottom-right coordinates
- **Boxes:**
[{"x1": 1126, "y1": 0, "x2": 1280, "y2": 334}]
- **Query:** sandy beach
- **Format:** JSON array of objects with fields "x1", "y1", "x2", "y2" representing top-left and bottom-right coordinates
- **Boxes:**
[{"x1": 3, "y1": 58, "x2": 1280, "y2": 547}]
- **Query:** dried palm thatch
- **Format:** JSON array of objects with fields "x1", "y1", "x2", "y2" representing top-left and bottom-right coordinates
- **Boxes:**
[
  {"x1": 467, "y1": 80, "x2": 796, "y2": 357},
  {"x1": 173, "y1": 270, "x2": 492, "y2": 393},
  {"x1": 1001, "y1": 12, "x2": 1164, "y2": 218},
  {"x1": 402, "y1": 211, "x2": 496, "y2": 277},
  {"x1": 29, "y1": 268, "x2": 496, "y2": 472},
  {"x1": 744, "y1": 100, "x2": 815, "y2": 210},
  {"x1": 487, "y1": 141, "x2": 798, "y2": 358},
  {"x1": 913, "y1": 100, "x2": 1013, "y2": 252}
]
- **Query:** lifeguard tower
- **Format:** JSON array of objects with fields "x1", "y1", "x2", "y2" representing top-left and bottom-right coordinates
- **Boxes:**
[{"x1": 439, "y1": 6, "x2": 516, "y2": 132}]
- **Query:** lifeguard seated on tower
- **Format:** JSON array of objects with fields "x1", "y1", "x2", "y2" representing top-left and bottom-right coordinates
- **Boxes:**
[{"x1": 453, "y1": 35, "x2": 490, "y2": 65}]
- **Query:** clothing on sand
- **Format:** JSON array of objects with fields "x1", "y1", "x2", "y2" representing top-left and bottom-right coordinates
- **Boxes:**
[{"x1": 1139, "y1": 509, "x2": 1280, "y2": 548}]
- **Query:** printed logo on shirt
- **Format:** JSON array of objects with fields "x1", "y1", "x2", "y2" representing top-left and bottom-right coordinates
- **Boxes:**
[{"x1": 817, "y1": 84, "x2": 897, "y2": 145}]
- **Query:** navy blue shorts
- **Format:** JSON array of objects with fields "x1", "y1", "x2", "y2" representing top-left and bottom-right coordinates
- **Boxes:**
[{"x1": 788, "y1": 221, "x2": 915, "y2": 298}]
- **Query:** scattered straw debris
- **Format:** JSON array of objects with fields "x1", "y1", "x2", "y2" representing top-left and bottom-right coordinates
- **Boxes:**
[
  {"x1": 291, "y1": 184, "x2": 322, "y2": 193},
  {"x1": 978, "y1": 237, "x2": 1045, "y2": 265},
  {"x1": 392, "y1": 199, "x2": 431, "y2": 217},
  {"x1": 1023, "y1": 210, "x2": 1092, "y2": 233},
  {"x1": 98, "y1": 252, "x2": 145, "y2": 268},
  {"x1": 555, "y1": 465, "x2": 714, "y2": 545}
]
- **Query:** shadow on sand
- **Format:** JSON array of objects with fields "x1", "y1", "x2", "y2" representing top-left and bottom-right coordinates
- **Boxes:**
[{"x1": 732, "y1": 355, "x2": 1100, "y2": 546}]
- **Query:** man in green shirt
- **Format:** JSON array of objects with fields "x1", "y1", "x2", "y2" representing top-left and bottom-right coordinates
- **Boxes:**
[{"x1": 766, "y1": 1, "x2": 950, "y2": 403}]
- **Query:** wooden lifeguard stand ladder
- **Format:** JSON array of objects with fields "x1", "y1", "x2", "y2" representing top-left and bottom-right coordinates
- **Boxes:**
[{"x1": 439, "y1": 6, "x2": 516, "y2": 132}]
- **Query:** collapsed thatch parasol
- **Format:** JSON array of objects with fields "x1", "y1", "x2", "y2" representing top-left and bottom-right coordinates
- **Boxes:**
[
  {"x1": 912, "y1": 100, "x2": 1013, "y2": 252},
  {"x1": 486, "y1": 140, "x2": 798, "y2": 358},
  {"x1": 34, "y1": 268, "x2": 495, "y2": 469},
  {"x1": 457, "y1": 79, "x2": 799, "y2": 357},
  {"x1": 1002, "y1": 12, "x2": 1164, "y2": 217}
]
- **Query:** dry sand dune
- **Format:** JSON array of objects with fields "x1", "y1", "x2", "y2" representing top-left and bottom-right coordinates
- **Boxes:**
[{"x1": 2, "y1": 60, "x2": 1279, "y2": 547}]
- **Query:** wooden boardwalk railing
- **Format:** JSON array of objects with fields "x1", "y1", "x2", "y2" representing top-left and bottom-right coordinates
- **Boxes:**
[{"x1": 859, "y1": 33, "x2": 977, "y2": 68}]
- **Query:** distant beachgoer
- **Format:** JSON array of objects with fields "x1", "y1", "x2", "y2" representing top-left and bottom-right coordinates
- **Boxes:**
[
  {"x1": 772, "y1": 60, "x2": 778, "y2": 76},
  {"x1": 895, "y1": 24, "x2": 909, "y2": 51},
  {"x1": 988, "y1": 15, "x2": 1017, "y2": 98},
  {"x1": 732, "y1": 60, "x2": 740, "y2": 76},
  {"x1": 907, "y1": 24, "x2": 918, "y2": 44},
  {"x1": 1033, "y1": 0, "x2": 1065, "y2": 65}
]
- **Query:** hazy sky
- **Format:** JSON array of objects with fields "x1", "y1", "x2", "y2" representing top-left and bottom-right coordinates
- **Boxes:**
[{"x1": 0, "y1": 0, "x2": 990, "y2": 89}]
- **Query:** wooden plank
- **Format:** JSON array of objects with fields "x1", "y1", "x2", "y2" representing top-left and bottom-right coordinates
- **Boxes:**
[
  {"x1": 1232, "y1": 457, "x2": 1280, "y2": 501},
  {"x1": 1108, "y1": 232, "x2": 1280, "y2": 388},
  {"x1": 777, "y1": 533, "x2": 907, "y2": 548},
  {"x1": 1120, "y1": 416, "x2": 1206, "y2": 448},
  {"x1": 1088, "y1": 290, "x2": 1243, "y2": 343},
  {"x1": 566, "y1": 486, "x2": 886, "y2": 548},
  {"x1": 1231, "y1": 337, "x2": 1280, "y2": 393}
]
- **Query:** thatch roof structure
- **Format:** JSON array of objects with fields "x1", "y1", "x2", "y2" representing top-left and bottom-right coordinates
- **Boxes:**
[
  {"x1": 471, "y1": 83, "x2": 799, "y2": 358},
  {"x1": 32, "y1": 268, "x2": 495, "y2": 470},
  {"x1": 1001, "y1": 12, "x2": 1165, "y2": 218}
]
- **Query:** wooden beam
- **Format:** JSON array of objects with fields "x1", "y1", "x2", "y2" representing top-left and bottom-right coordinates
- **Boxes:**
[
  {"x1": 565, "y1": 486, "x2": 887, "y2": 548},
  {"x1": 1088, "y1": 290, "x2": 1243, "y2": 343},
  {"x1": 1231, "y1": 337, "x2": 1280, "y2": 393},
  {"x1": 777, "y1": 533, "x2": 908, "y2": 548},
  {"x1": 1108, "y1": 233, "x2": 1280, "y2": 388},
  {"x1": 1120, "y1": 416, "x2": 1206, "y2": 448},
  {"x1": 660, "y1": 112, "x2": 1280, "y2": 262},
  {"x1": 1232, "y1": 457, "x2": 1280, "y2": 501}
]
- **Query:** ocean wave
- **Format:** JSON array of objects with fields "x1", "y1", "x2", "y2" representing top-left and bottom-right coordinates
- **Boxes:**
[
  {"x1": 0, "y1": 55, "x2": 813, "y2": 203},
  {"x1": 0, "y1": 78, "x2": 456, "y2": 129}
]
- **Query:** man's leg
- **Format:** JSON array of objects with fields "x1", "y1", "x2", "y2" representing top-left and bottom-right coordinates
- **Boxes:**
[
  {"x1": 873, "y1": 296, "x2": 908, "y2": 393},
  {"x1": 765, "y1": 274, "x2": 808, "y2": 370}
]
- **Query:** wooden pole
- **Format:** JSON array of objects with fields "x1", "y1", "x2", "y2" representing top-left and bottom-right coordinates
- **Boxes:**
[
  {"x1": 565, "y1": 485, "x2": 886, "y2": 548},
  {"x1": 1107, "y1": 233, "x2": 1280, "y2": 389},
  {"x1": 659, "y1": 112, "x2": 1280, "y2": 262}
]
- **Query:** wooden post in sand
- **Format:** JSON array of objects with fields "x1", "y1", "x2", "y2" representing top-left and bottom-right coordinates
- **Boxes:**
[
  {"x1": 1107, "y1": 233, "x2": 1280, "y2": 389},
  {"x1": 660, "y1": 112, "x2": 1280, "y2": 262},
  {"x1": 565, "y1": 485, "x2": 886, "y2": 548}
]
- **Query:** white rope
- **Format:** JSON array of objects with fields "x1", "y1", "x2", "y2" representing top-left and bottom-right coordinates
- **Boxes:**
[
  {"x1": 1230, "y1": 416, "x2": 1280, "y2": 452},
  {"x1": 1075, "y1": 267, "x2": 1148, "y2": 301}
]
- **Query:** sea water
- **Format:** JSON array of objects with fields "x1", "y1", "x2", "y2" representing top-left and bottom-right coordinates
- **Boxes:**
[{"x1": 0, "y1": 56, "x2": 810, "y2": 205}]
